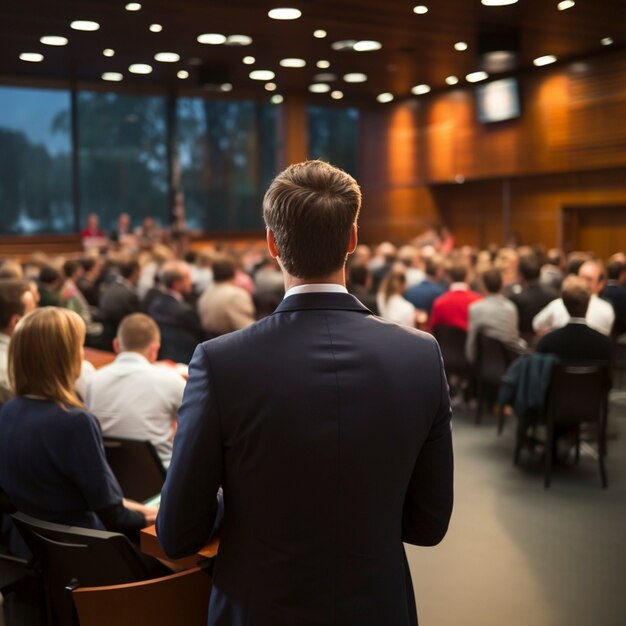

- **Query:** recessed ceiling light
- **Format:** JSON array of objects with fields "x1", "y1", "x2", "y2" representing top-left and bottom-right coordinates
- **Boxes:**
[
  {"x1": 221, "y1": 83, "x2": 233, "y2": 92},
  {"x1": 353, "y1": 40, "x2": 382, "y2": 52},
  {"x1": 243, "y1": 56, "x2": 256, "y2": 65},
  {"x1": 332, "y1": 40, "x2": 357, "y2": 51},
  {"x1": 103, "y1": 48, "x2": 115, "y2": 57},
  {"x1": 197, "y1": 33, "x2": 226, "y2": 45},
  {"x1": 413, "y1": 5, "x2": 428, "y2": 14},
  {"x1": 313, "y1": 29, "x2": 327, "y2": 38},
  {"x1": 102, "y1": 72, "x2": 123, "y2": 82},
  {"x1": 313, "y1": 73, "x2": 337, "y2": 82},
  {"x1": 445, "y1": 75, "x2": 459, "y2": 85},
  {"x1": 19, "y1": 52, "x2": 44, "y2": 62},
  {"x1": 268, "y1": 8, "x2": 302, "y2": 20},
  {"x1": 249, "y1": 69, "x2": 275, "y2": 81},
  {"x1": 177, "y1": 70, "x2": 189, "y2": 79},
  {"x1": 309, "y1": 83, "x2": 331, "y2": 93},
  {"x1": 316, "y1": 60, "x2": 330, "y2": 69},
  {"x1": 129, "y1": 63, "x2": 152, "y2": 74},
  {"x1": 343, "y1": 72, "x2": 367, "y2": 83},
  {"x1": 226, "y1": 34, "x2": 253, "y2": 46},
  {"x1": 533, "y1": 54, "x2": 557, "y2": 66},
  {"x1": 70, "y1": 20, "x2": 100, "y2": 31},
  {"x1": 149, "y1": 24, "x2": 163, "y2": 33},
  {"x1": 265, "y1": 82, "x2": 277, "y2": 91},
  {"x1": 557, "y1": 0, "x2": 575, "y2": 9},
  {"x1": 280, "y1": 58, "x2": 306, "y2": 68},
  {"x1": 601, "y1": 37, "x2": 614, "y2": 46},
  {"x1": 377, "y1": 92, "x2": 394, "y2": 103},
  {"x1": 411, "y1": 83, "x2": 431, "y2": 95},
  {"x1": 466, "y1": 70, "x2": 489, "y2": 82},
  {"x1": 155, "y1": 52, "x2": 180, "y2": 63},
  {"x1": 271, "y1": 94, "x2": 284, "y2": 104},
  {"x1": 125, "y1": 2, "x2": 141, "y2": 10},
  {"x1": 481, "y1": 0, "x2": 518, "y2": 5},
  {"x1": 40, "y1": 36, "x2": 68, "y2": 46},
  {"x1": 331, "y1": 90, "x2": 343, "y2": 100},
  {"x1": 454, "y1": 41, "x2": 468, "y2": 51}
]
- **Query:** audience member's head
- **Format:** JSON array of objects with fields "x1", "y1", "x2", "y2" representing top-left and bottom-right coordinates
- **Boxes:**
[
  {"x1": 397, "y1": 245, "x2": 419, "y2": 269},
  {"x1": 519, "y1": 255, "x2": 541, "y2": 283},
  {"x1": 546, "y1": 249, "x2": 563, "y2": 268},
  {"x1": 448, "y1": 264, "x2": 468, "y2": 284},
  {"x1": 424, "y1": 255, "x2": 444, "y2": 280},
  {"x1": 561, "y1": 275, "x2": 591, "y2": 319},
  {"x1": 39, "y1": 265, "x2": 63, "y2": 289},
  {"x1": 160, "y1": 260, "x2": 193, "y2": 296},
  {"x1": 578, "y1": 260, "x2": 605, "y2": 295},
  {"x1": 375, "y1": 242, "x2": 397, "y2": 265},
  {"x1": 212, "y1": 256, "x2": 236, "y2": 284},
  {"x1": 565, "y1": 253, "x2": 589, "y2": 277},
  {"x1": 263, "y1": 160, "x2": 361, "y2": 279},
  {"x1": 481, "y1": 269, "x2": 503, "y2": 295},
  {"x1": 0, "y1": 279, "x2": 36, "y2": 336},
  {"x1": 379, "y1": 264, "x2": 407, "y2": 304},
  {"x1": 348, "y1": 263, "x2": 372, "y2": 291},
  {"x1": 63, "y1": 259, "x2": 82, "y2": 281},
  {"x1": 0, "y1": 260, "x2": 24, "y2": 280},
  {"x1": 114, "y1": 313, "x2": 160, "y2": 362},
  {"x1": 8, "y1": 307, "x2": 85, "y2": 407},
  {"x1": 606, "y1": 258, "x2": 625, "y2": 283},
  {"x1": 119, "y1": 259, "x2": 140, "y2": 284}
]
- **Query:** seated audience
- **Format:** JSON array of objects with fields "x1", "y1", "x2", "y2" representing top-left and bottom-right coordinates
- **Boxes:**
[
  {"x1": 347, "y1": 262, "x2": 378, "y2": 314},
  {"x1": 429, "y1": 264, "x2": 483, "y2": 332},
  {"x1": 38, "y1": 265, "x2": 63, "y2": 307},
  {"x1": 0, "y1": 260, "x2": 24, "y2": 280},
  {"x1": 397, "y1": 245, "x2": 425, "y2": 287},
  {"x1": 540, "y1": 248, "x2": 565, "y2": 292},
  {"x1": 86, "y1": 314, "x2": 185, "y2": 468},
  {"x1": 369, "y1": 241, "x2": 397, "y2": 293},
  {"x1": 536, "y1": 276, "x2": 611, "y2": 362},
  {"x1": 533, "y1": 260, "x2": 615, "y2": 336},
  {"x1": 0, "y1": 308, "x2": 156, "y2": 538},
  {"x1": 77, "y1": 256, "x2": 104, "y2": 307},
  {"x1": 0, "y1": 280, "x2": 37, "y2": 401},
  {"x1": 602, "y1": 255, "x2": 626, "y2": 336},
  {"x1": 81, "y1": 212, "x2": 105, "y2": 240},
  {"x1": 404, "y1": 254, "x2": 446, "y2": 316},
  {"x1": 466, "y1": 269, "x2": 527, "y2": 363},
  {"x1": 376, "y1": 265, "x2": 418, "y2": 327},
  {"x1": 197, "y1": 256, "x2": 256, "y2": 336},
  {"x1": 61, "y1": 259, "x2": 103, "y2": 339},
  {"x1": 99, "y1": 259, "x2": 141, "y2": 330}
]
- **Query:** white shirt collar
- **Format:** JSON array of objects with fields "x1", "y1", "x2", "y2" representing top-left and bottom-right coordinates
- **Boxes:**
[
  {"x1": 449, "y1": 282, "x2": 469, "y2": 292},
  {"x1": 284, "y1": 284, "x2": 348, "y2": 299},
  {"x1": 568, "y1": 317, "x2": 588, "y2": 325}
]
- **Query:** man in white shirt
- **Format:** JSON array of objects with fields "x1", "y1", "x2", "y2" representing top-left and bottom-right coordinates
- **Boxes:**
[
  {"x1": 86, "y1": 313, "x2": 185, "y2": 468},
  {"x1": 532, "y1": 260, "x2": 615, "y2": 336}
]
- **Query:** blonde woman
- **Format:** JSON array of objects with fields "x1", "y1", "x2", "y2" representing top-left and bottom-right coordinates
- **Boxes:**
[
  {"x1": 376, "y1": 264, "x2": 419, "y2": 327},
  {"x1": 0, "y1": 307, "x2": 156, "y2": 537}
]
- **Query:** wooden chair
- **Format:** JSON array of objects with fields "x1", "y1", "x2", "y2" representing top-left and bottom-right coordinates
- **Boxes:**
[
  {"x1": 72, "y1": 566, "x2": 212, "y2": 626},
  {"x1": 102, "y1": 437, "x2": 166, "y2": 502}
]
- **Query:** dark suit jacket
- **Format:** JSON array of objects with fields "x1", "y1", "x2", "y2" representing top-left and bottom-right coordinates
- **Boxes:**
[
  {"x1": 98, "y1": 280, "x2": 140, "y2": 328},
  {"x1": 509, "y1": 282, "x2": 557, "y2": 335},
  {"x1": 536, "y1": 321, "x2": 611, "y2": 362},
  {"x1": 157, "y1": 292, "x2": 453, "y2": 626},
  {"x1": 603, "y1": 283, "x2": 626, "y2": 335}
]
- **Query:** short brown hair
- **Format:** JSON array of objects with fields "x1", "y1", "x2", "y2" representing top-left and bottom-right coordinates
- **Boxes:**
[
  {"x1": 263, "y1": 160, "x2": 362, "y2": 278},
  {"x1": 117, "y1": 313, "x2": 160, "y2": 352},
  {"x1": 0, "y1": 279, "x2": 30, "y2": 331},
  {"x1": 481, "y1": 269, "x2": 503, "y2": 294},
  {"x1": 9, "y1": 307, "x2": 85, "y2": 408},
  {"x1": 561, "y1": 275, "x2": 591, "y2": 318}
]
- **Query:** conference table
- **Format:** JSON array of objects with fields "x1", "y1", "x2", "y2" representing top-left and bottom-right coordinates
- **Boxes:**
[{"x1": 140, "y1": 524, "x2": 220, "y2": 571}]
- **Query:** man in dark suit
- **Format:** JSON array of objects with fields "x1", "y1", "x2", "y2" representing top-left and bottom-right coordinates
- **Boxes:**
[
  {"x1": 536, "y1": 275, "x2": 611, "y2": 362},
  {"x1": 157, "y1": 161, "x2": 453, "y2": 626},
  {"x1": 99, "y1": 259, "x2": 141, "y2": 331},
  {"x1": 602, "y1": 256, "x2": 626, "y2": 336}
]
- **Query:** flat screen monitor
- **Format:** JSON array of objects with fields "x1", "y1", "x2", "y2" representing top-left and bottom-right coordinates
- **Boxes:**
[{"x1": 476, "y1": 78, "x2": 521, "y2": 123}]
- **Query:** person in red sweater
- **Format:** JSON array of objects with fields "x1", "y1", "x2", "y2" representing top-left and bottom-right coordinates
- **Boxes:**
[
  {"x1": 81, "y1": 213, "x2": 105, "y2": 239},
  {"x1": 429, "y1": 264, "x2": 483, "y2": 332}
]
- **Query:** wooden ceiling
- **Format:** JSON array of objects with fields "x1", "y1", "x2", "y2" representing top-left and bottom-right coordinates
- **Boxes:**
[{"x1": 1, "y1": 0, "x2": 625, "y2": 102}]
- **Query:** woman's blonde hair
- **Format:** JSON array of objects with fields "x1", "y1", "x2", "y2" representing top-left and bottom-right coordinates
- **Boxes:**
[
  {"x1": 379, "y1": 264, "x2": 407, "y2": 305},
  {"x1": 8, "y1": 307, "x2": 85, "y2": 409}
]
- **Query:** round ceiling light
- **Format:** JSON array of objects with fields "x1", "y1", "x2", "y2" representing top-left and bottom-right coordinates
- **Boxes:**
[
  {"x1": 220, "y1": 83, "x2": 233, "y2": 92},
  {"x1": 481, "y1": 0, "x2": 518, "y2": 5},
  {"x1": 313, "y1": 29, "x2": 327, "y2": 38},
  {"x1": 271, "y1": 94, "x2": 284, "y2": 104},
  {"x1": 466, "y1": 70, "x2": 489, "y2": 82},
  {"x1": 353, "y1": 40, "x2": 382, "y2": 52},
  {"x1": 533, "y1": 54, "x2": 557, "y2": 66},
  {"x1": 70, "y1": 20, "x2": 100, "y2": 31},
  {"x1": 280, "y1": 58, "x2": 306, "y2": 68},
  {"x1": 601, "y1": 37, "x2": 613, "y2": 46},
  {"x1": 226, "y1": 34, "x2": 253, "y2": 46},
  {"x1": 557, "y1": 0, "x2": 575, "y2": 9},
  {"x1": 129, "y1": 63, "x2": 153, "y2": 74},
  {"x1": 332, "y1": 40, "x2": 357, "y2": 51},
  {"x1": 411, "y1": 83, "x2": 431, "y2": 95},
  {"x1": 268, "y1": 8, "x2": 302, "y2": 20},
  {"x1": 265, "y1": 82, "x2": 277, "y2": 91},
  {"x1": 309, "y1": 83, "x2": 331, "y2": 93},
  {"x1": 197, "y1": 33, "x2": 226, "y2": 45},
  {"x1": 249, "y1": 69, "x2": 275, "y2": 81},
  {"x1": 149, "y1": 24, "x2": 163, "y2": 32},
  {"x1": 316, "y1": 60, "x2": 330, "y2": 69},
  {"x1": 243, "y1": 56, "x2": 256, "y2": 65},
  {"x1": 40, "y1": 36, "x2": 68, "y2": 46},
  {"x1": 155, "y1": 52, "x2": 180, "y2": 62},
  {"x1": 19, "y1": 52, "x2": 44, "y2": 62},
  {"x1": 331, "y1": 90, "x2": 344, "y2": 100},
  {"x1": 177, "y1": 70, "x2": 189, "y2": 79},
  {"x1": 125, "y1": 2, "x2": 142, "y2": 10},
  {"x1": 102, "y1": 72, "x2": 123, "y2": 82},
  {"x1": 103, "y1": 48, "x2": 115, "y2": 57},
  {"x1": 343, "y1": 72, "x2": 367, "y2": 83},
  {"x1": 377, "y1": 92, "x2": 394, "y2": 103},
  {"x1": 454, "y1": 41, "x2": 468, "y2": 51},
  {"x1": 413, "y1": 5, "x2": 429, "y2": 14},
  {"x1": 445, "y1": 75, "x2": 459, "y2": 85}
]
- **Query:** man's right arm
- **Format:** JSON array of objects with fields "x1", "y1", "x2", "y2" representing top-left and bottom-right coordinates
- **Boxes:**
[
  {"x1": 156, "y1": 344, "x2": 223, "y2": 558},
  {"x1": 402, "y1": 342, "x2": 453, "y2": 546}
]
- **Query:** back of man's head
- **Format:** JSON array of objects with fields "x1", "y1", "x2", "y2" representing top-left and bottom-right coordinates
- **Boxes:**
[
  {"x1": 0, "y1": 260, "x2": 24, "y2": 280},
  {"x1": 448, "y1": 264, "x2": 468, "y2": 284},
  {"x1": 348, "y1": 263, "x2": 370, "y2": 289},
  {"x1": 263, "y1": 160, "x2": 361, "y2": 279},
  {"x1": 39, "y1": 265, "x2": 62, "y2": 287},
  {"x1": 519, "y1": 255, "x2": 541, "y2": 283},
  {"x1": 116, "y1": 313, "x2": 160, "y2": 354},
  {"x1": 606, "y1": 259, "x2": 624, "y2": 281},
  {"x1": 481, "y1": 269, "x2": 503, "y2": 294},
  {"x1": 120, "y1": 259, "x2": 140, "y2": 281},
  {"x1": 0, "y1": 279, "x2": 30, "y2": 334},
  {"x1": 561, "y1": 275, "x2": 591, "y2": 319},
  {"x1": 424, "y1": 254, "x2": 443, "y2": 279},
  {"x1": 63, "y1": 259, "x2": 80, "y2": 280},
  {"x1": 212, "y1": 256, "x2": 236, "y2": 283},
  {"x1": 578, "y1": 260, "x2": 604, "y2": 295},
  {"x1": 160, "y1": 260, "x2": 189, "y2": 291}
]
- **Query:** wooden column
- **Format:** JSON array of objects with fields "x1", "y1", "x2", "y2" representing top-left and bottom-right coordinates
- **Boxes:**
[{"x1": 276, "y1": 94, "x2": 307, "y2": 170}]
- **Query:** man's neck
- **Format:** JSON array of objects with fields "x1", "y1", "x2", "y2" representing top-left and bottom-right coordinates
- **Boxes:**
[{"x1": 283, "y1": 267, "x2": 346, "y2": 292}]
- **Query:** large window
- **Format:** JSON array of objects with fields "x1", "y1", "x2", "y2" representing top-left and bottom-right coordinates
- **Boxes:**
[
  {"x1": 75, "y1": 92, "x2": 169, "y2": 231},
  {"x1": 176, "y1": 99, "x2": 276, "y2": 231},
  {"x1": 0, "y1": 86, "x2": 73, "y2": 234},
  {"x1": 308, "y1": 106, "x2": 359, "y2": 177}
]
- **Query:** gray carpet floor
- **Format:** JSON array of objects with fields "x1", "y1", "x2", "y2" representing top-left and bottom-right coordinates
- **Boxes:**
[{"x1": 407, "y1": 389, "x2": 626, "y2": 626}]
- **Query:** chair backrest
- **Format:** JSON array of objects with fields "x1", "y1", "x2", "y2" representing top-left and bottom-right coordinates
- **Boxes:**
[
  {"x1": 72, "y1": 566, "x2": 212, "y2": 626},
  {"x1": 11, "y1": 512, "x2": 149, "y2": 626},
  {"x1": 546, "y1": 363, "x2": 610, "y2": 425},
  {"x1": 476, "y1": 333, "x2": 518, "y2": 386},
  {"x1": 102, "y1": 437, "x2": 166, "y2": 502},
  {"x1": 434, "y1": 324, "x2": 469, "y2": 374}
]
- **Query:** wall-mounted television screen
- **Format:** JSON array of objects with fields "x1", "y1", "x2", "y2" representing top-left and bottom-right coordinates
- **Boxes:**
[{"x1": 476, "y1": 77, "x2": 521, "y2": 123}]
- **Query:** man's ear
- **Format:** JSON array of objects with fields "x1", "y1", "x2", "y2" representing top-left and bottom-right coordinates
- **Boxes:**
[
  {"x1": 347, "y1": 223, "x2": 358, "y2": 256},
  {"x1": 112, "y1": 338, "x2": 121, "y2": 355},
  {"x1": 267, "y1": 229, "x2": 280, "y2": 259}
]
